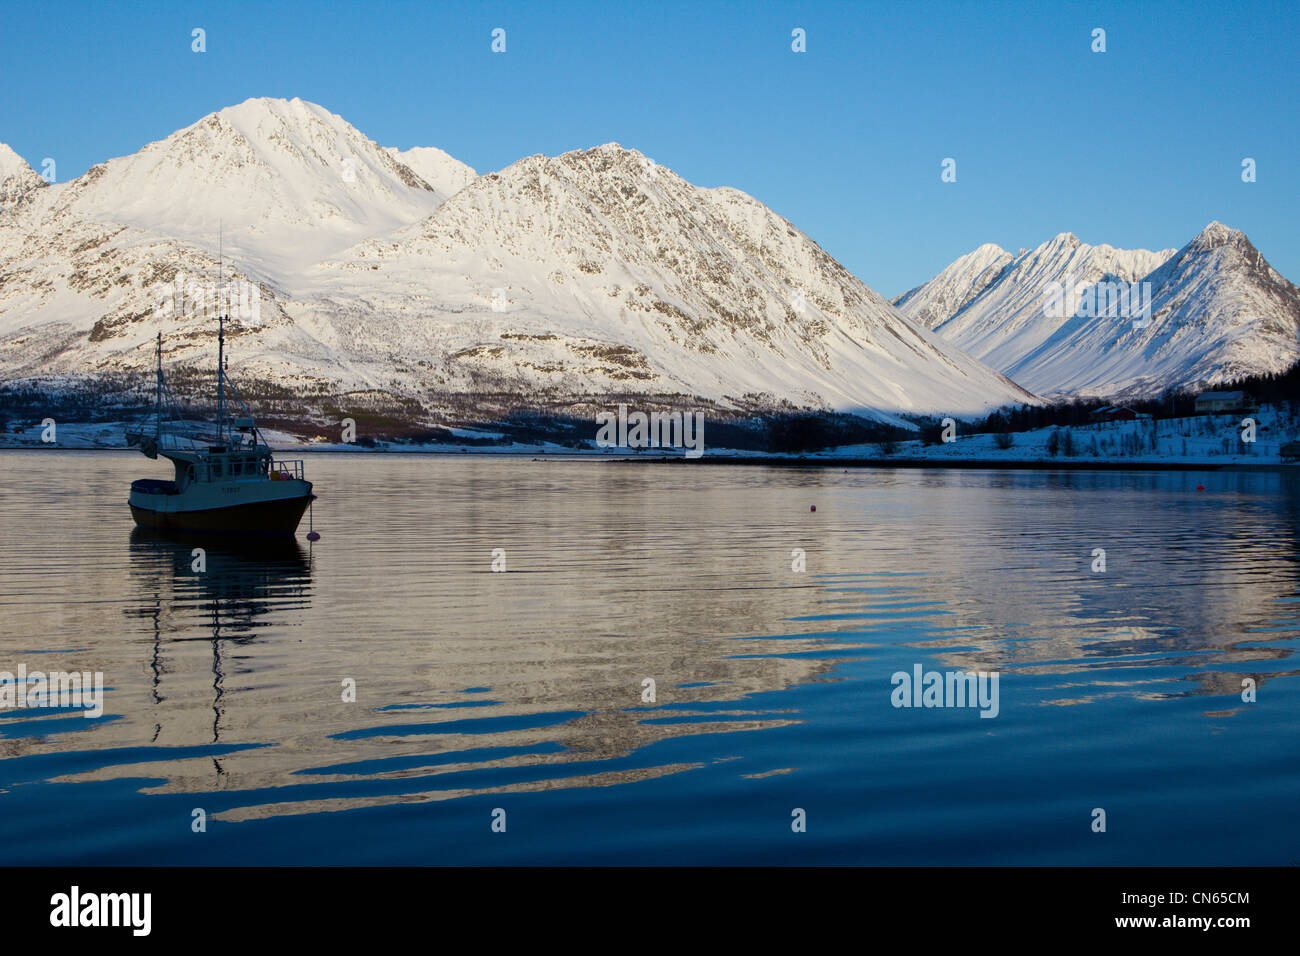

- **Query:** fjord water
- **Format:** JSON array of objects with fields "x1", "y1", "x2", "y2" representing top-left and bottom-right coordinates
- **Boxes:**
[{"x1": 1, "y1": 451, "x2": 1298, "y2": 865}]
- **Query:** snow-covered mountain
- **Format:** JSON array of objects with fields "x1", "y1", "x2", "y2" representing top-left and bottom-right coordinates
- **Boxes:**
[
  {"x1": 895, "y1": 233, "x2": 1175, "y2": 378},
  {"x1": 0, "y1": 98, "x2": 1033, "y2": 426},
  {"x1": 895, "y1": 227, "x2": 1300, "y2": 400},
  {"x1": 1004, "y1": 223, "x2": 1300, "y2": 399},
  {"x1": 892, "y1": 243, "x2": 1015, "y2": 331},
  {"x1": 20, "y1": 97, "x2": 464, "y2": 279},
  {"x1": 296, "y1": 143, "x2": 1033, "y2": 420}
]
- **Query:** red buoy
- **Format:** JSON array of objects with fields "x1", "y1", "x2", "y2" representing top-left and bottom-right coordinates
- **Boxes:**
[{"x1": 1196, "y1": 485, "x2": 1205, "y2": 492}]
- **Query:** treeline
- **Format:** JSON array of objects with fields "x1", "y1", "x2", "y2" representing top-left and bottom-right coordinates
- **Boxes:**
[
  {"x1": 970, "y1": 358, "x2": 1300, "y2": 436},
  {"x1": 0, "y1": 379, "x2": 151, "y2": 433},
  {"x1": 1215, "y1": 361, "x2": 1300, "y2": 407},
  {"x1": 764, "y1": 413, "x2": 904, "y2": 453}
]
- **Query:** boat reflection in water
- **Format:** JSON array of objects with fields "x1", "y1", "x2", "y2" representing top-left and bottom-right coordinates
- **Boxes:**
[{"x1": 125, "y1": 528, "x2": 313, "y2": 772}]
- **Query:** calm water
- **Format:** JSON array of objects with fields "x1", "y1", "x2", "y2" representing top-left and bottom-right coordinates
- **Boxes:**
[{"x1": 1, "y1": 451, "x2": 1298, "y2": 865}]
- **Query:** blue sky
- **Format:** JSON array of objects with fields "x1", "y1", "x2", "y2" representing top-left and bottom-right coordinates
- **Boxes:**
[{"x1": 1, "y1": 0, "x2": 1296, "y2": 297}]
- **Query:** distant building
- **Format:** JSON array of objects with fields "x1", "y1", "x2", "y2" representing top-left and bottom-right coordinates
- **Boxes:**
[
  {"x1": 1194, "y1": 391, "x2": 1254, "y2": 414},
  {"x1": 1090, "y1": 405, "x2": 1143, "y2": 422}
]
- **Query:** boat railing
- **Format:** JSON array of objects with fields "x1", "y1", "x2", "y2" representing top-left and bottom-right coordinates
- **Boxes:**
[{"x1": 269, "y1": 459, "x2": 306, "y2": 481}]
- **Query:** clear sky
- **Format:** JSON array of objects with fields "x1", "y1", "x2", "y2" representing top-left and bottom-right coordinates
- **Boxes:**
[{"x1": 1, "y1": 0, "x2": 1296, "y2": 297}]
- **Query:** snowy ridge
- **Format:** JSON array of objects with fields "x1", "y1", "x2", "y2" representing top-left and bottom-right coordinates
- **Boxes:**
[
  {"x1": 892, "y1": 243, "x2": 1014, "y2": 330},
  {"x1": 896, "y1": 225, "x2": 1300, "y2": 400},
  {"x1": 301, "y1": 143, "x2": 1034, "y2": 420},
  {"x1": 904, "y1": 233, "x2": 1176, "y2": 374},
  {"x1": 23, "y1": 97, "x2": 456, "y2": 278},
  {"x1": 1006, "y1": 223, "x2": 1300, "y2": 400},
  {"x1": 383, "y1": 146, "x2": 477, "y2": 202},
  {"x1": 9, "y1": 96, "x2": 1293, "y2": 421}
]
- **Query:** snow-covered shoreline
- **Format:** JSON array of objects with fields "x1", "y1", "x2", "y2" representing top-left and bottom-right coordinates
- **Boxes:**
[{"x1": 4, "y1": 406, "x2": 1297, "y2": 471}]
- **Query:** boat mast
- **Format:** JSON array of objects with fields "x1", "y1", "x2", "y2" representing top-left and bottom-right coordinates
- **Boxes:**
[
  {"x1": 155, "y1": 332, "x2": 163, "y2": 439},
  {"x1": 217, "y1": 221, "x2": 226, "y2": 445},
  {"x1": 217, "y1": 314, "x2": 226, "y2": 445}
]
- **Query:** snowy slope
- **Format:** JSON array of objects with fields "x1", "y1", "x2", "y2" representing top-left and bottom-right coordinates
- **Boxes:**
[
  {"x1": 906, "y1": 233, "x2": 1175, "y2": 373},
  {"x1": 1006, "y1": 223, "x2": 1300, "y2": 399},
  {"x1": 299, "y1": 143, "x2": 1035, "y2": 420},
  {"x1": 902, "y1": 225, "x2": 1300, "y2": 401},
  {"x1": 0, "y1": 97, "x2": 452, "y2": 390},
  {"x1": 384, "y1": 146, "x2": 477, "y2": 202},
  {"x1": 892, "y1": 243, "x2": 1014, "y2": 330},
  {"x1": 23, "y1": 97, "x2": 451, "y2": 278},
  {"x1": 0, "y1": 104, "x2": 1035, "y2": 424}
]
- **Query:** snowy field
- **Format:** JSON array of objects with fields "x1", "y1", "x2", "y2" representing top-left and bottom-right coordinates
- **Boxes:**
[{"x1": 821, "y1": 408, "x2": 1292, "y2": 466}]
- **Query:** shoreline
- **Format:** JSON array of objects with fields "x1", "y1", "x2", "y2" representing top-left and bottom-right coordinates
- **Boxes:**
[
  {"x1": 3, "y1": 444, "x2": 1294, "y2": 472},
  {"x1": 687, "y1": 455, "x2": 1296, "y2": 472}
]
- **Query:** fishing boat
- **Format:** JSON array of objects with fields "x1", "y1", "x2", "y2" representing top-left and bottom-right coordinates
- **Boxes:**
[{"x1": 126, "y1": 314, "x2": 315, "y2": 537}]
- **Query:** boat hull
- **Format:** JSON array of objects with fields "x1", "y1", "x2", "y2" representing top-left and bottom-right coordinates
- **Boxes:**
[{"x1": 129, "y1": 481, "x2": 314, "y2": 537}]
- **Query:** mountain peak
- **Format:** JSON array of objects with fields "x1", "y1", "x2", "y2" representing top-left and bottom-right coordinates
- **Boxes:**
[
  {"x1": 971, "y1": 242, "x2": 1012, "y2": 259},
  {"x1": 384, "y1": 146, "x2": 476, "y2": 199},
  {"x1": 1189, "y1": 220, "x2": 1244, "y2": 251},
  {"x1": 220, "y1": 95, "x2": 318, "y2": 116},
  {"x1": 573, "y1": 142, "x2": 650, "y2": 166},
  {"x1": 892, "y1": 242, "x2": 1014, "y2": 328},
  {"x1": 207, "y1": 96, "x2": 345, "y2": 140},
  {"x1": 0, "y1": 142, "x2": 31, "y2": 173},
  {"x1": 0, "y1": 142, "x2": 47, "y2": 209},
  {"x1": 36, "y1": 96, "x2": 472, "y2": 274}
]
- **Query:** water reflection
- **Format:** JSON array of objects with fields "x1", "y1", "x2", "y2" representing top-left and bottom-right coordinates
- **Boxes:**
[
  {"x1": 124, "y1": 530, "x2": 312, "y2": 758},
  {"x1": 1, "y1": 452, "x2": 1298, "y2": 864},
  {"x1": 79, "y1": 492, "x2": 840, "y2": 819}
]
